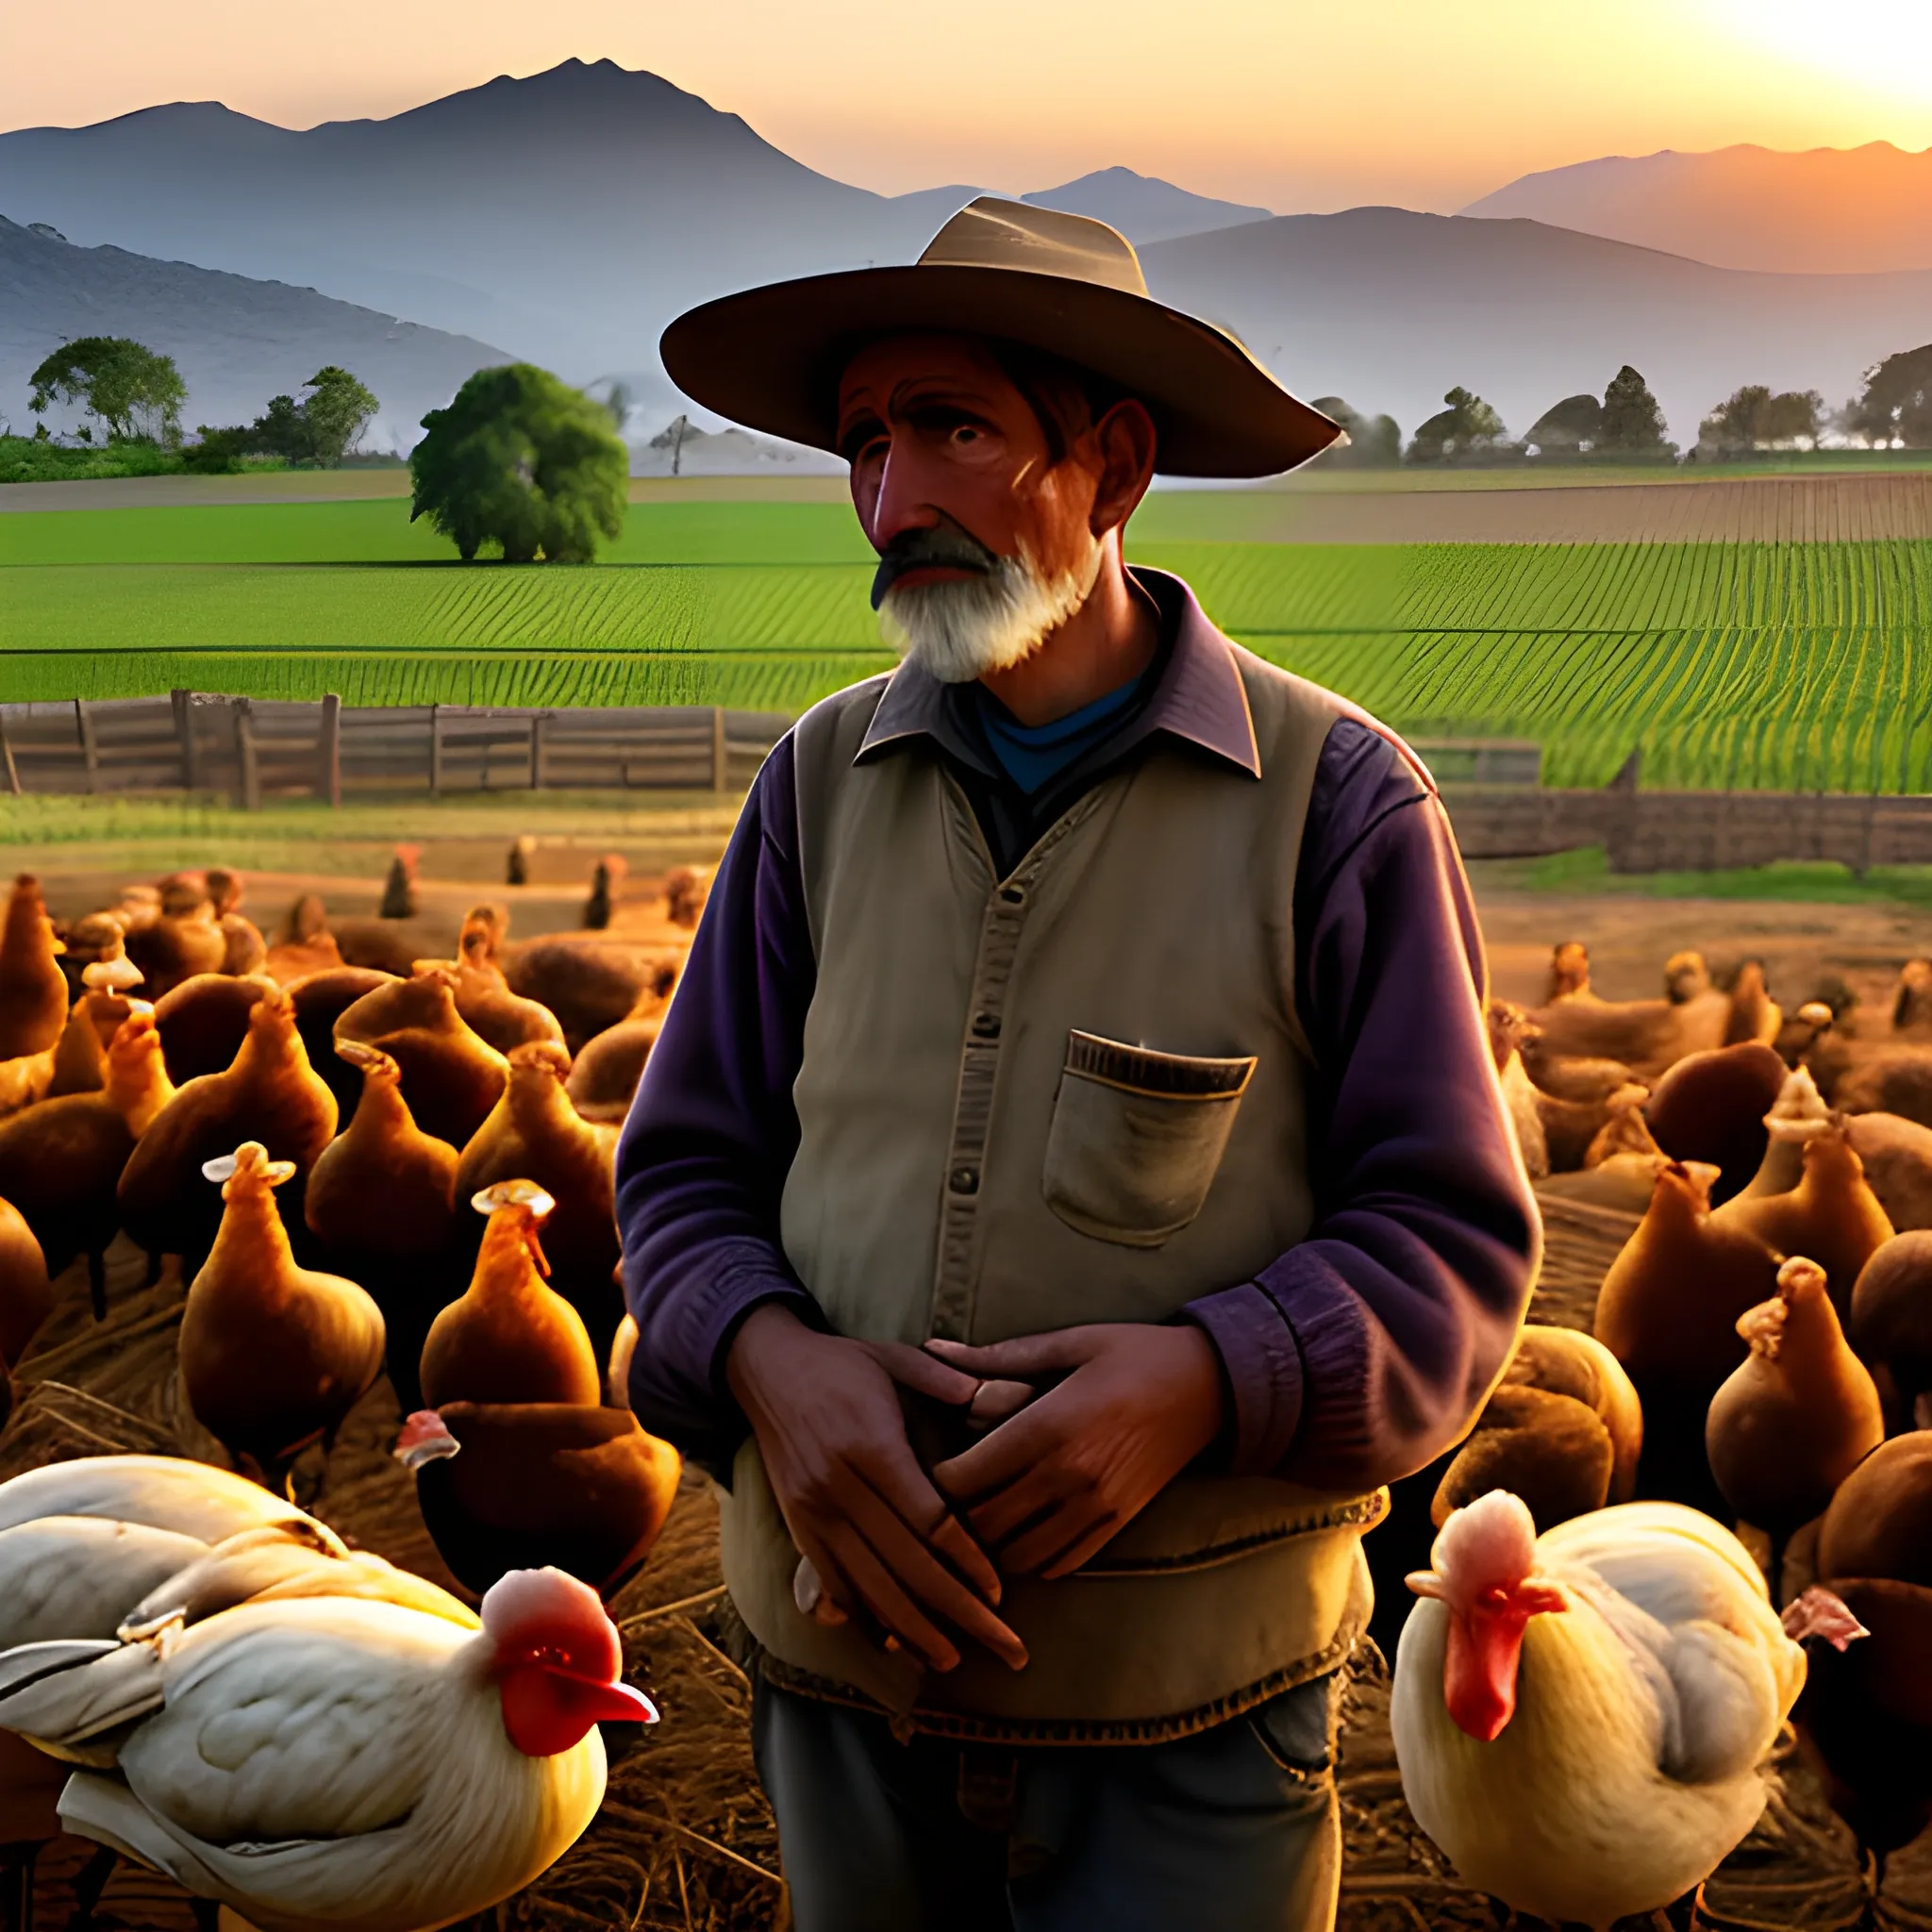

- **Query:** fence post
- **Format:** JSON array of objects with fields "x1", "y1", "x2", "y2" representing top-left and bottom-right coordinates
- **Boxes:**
[
  {"x1": 0, "y1": 712, "x2": 18, "y2": 797},
  {"x1": 238, "y1": 701, "x2": 261, "y2": 812},
  {"x1": 172, "y1": 688, "x2": 198, "y2": 791},
  {"x1": 429, "y1": 704, "x2": 443, "y2": 797},
  {"x1": 75, "y1": 699, "x2": 99, "y2": 795},
  {"x1": 319, "y1": 693, "x2": 342, "y2": 808},
  {"x1": 711, "y1": 706, "x2": 728, "y2": 791}
]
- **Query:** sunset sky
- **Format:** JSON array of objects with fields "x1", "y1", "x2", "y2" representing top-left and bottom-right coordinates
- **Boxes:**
[{"x1": 7, "y1": 0, "x2": 1932, "y2": 211}]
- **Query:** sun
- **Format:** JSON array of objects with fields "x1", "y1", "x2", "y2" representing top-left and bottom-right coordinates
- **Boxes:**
[{"x1": 1720, "y1": 0, "x2": 1932, "y2": 95}]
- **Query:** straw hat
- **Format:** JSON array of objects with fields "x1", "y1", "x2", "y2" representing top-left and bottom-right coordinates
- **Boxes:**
[{"x1": 658, "y1": 197, "x2": 1339, "y2": 478}]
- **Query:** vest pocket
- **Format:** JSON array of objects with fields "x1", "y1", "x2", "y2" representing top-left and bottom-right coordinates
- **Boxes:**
[{"x1": 1041, "y1": 1030, "x2": 1257, "y2": 1247}]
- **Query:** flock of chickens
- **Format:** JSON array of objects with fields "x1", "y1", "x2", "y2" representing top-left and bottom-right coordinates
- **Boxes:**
[
  {"x1": 1378, "y1": 941, "x2": 1932, "y2": 1927},
  {"x1": 0, "y1": 863, "x2": 700, "y2": 1932},
  {"x1": 0, "y1": 858, "x2": 1927, "y2": 1931}
]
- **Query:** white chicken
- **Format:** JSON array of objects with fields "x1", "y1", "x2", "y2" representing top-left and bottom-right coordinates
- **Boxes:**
[
  {"x1": 0, "y1": 1566, "x2": 654, "y2": 1932},
  {"x1": 1391, "y1": 1491, "x2": 1808, "y2": 1929}
]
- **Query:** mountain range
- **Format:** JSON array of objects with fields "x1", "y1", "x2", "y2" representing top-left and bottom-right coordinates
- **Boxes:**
[
  {"x1": 1464, "y1": 143, "x2": 1932, "y2": 276},
  {"x1": 8, "y1": 59, "x2": 1932, "y2": 456}
]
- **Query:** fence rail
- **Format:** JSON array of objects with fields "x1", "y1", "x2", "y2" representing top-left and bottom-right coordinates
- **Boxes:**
[{"x1": 0, "y1": 693, "x2": 790, "y2": 808}]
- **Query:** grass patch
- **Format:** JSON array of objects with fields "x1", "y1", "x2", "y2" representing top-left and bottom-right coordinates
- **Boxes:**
[{"x1": 1502, "y1": 843, "x2": 1932, "y2": 906}]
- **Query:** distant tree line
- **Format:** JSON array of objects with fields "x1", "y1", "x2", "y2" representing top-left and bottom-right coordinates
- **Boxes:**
[
  {"x1": 1316, "y1": 342, "x2": 1932, "y2": 471},
  {"x1": 188, "y1": 367, "x2": 380, "y2": 473}
]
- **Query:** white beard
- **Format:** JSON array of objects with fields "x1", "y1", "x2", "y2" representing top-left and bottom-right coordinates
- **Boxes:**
[{"x1": 877, "y1": 548, "x2": 1095, "y2": 684}]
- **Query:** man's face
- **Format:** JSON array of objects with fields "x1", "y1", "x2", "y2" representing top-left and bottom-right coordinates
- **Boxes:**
[{"x1": 835, "y1": 334, "x2": 1123, "y2": 682}]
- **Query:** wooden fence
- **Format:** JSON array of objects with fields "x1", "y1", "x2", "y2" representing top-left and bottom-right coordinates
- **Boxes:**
[
  {"x1": 0, "y1": 694, "x2": 791, "y2": 808},
  {"x1": 5, "y1": 702, "x2": 1932, "y2": 876}
]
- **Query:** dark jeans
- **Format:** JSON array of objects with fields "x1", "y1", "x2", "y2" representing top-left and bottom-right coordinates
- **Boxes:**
[{"x1": 751, "y1": 1672, "x2": 1341, "y2": 1932}]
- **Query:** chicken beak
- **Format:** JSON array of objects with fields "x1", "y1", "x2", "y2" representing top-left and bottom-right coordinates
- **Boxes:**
[{"x1": 1405, "y1": 1570, "x2": 1446, "y2": 1599}]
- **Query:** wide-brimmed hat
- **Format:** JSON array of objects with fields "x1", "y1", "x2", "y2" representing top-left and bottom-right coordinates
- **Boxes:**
[{"x1": 658, "y1": 197, "x2": 1339, "y2": 478}]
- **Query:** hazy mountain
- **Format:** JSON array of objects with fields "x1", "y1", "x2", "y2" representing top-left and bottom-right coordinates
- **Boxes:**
[
  {"x1": 1139, "y1": 208, "x2": 1932, "y2": 446},
  {"x1": 1024, "y1": 168, "x2": 1271, "y2": 244},
  {"x1": 0, "y1": 215, "x2": 508, "y2": 448},
  {"x1": 1463, "y1": 144, "x2": 1932, "y2": 275}
]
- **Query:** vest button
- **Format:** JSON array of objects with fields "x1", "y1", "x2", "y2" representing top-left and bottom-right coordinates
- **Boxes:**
[
  {"x1": 948, "y1": 1166, "x2": 980, "y2": 1194},
  {"x1": 999, "y1": 886, "x2": 1024, "y2": 905},
  {"x1": 971, "y1": 1011, "x2": 1000, "y2": 1039}
]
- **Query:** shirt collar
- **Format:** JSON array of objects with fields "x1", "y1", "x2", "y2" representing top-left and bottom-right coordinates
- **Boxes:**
[{"x1": 855, "y1": 566, "x2": 1261, "y2": 779}]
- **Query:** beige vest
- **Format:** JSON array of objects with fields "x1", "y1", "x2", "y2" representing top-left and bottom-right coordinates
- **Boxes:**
[{"x1": 720, "y1": 644, "x2": 1388, "y2": 1741}]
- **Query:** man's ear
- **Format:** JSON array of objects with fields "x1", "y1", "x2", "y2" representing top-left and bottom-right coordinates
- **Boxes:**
[{"x1": 1089, "y1": 399, "x2": 1158, "y2": 540}]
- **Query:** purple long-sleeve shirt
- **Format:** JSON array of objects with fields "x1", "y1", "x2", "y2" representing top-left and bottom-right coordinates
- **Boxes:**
[{"x1": 616, "y1": 571, "x2": 1540, "y2": 1491}]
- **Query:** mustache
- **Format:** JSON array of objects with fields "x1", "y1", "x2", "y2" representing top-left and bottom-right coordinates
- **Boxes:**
[{"x1": 870, "y1": 521, "x2": 1001, "y2": 609}]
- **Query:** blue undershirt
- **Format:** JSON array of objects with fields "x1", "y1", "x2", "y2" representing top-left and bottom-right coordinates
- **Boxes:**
[{"x1": 971, "y1": 665, "x2": 1158, "y2": 794}]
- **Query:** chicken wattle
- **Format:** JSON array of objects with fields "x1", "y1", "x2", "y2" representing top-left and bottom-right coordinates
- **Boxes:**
[
  {"x1": 1392, "y1": 1490, "x2": 1812, "y2": 1930},
  {"x1": 0, "y1": 1566, "x2": 655, "y2": 1932}
]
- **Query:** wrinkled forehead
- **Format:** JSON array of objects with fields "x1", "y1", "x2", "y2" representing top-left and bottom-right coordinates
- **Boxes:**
[{"x1": 835, "y1": 332, "x2": 1019, "y2": 416}]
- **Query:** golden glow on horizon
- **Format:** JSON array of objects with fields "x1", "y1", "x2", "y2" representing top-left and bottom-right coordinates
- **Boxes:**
[{"x1": 5, "y1": 0, "x2": 1932, "y2": 211}]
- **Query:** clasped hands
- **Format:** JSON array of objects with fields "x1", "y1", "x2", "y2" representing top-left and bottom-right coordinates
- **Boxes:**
[{"x1": 725, "y1": 1303, "x2": 1224, "y2": 1675}]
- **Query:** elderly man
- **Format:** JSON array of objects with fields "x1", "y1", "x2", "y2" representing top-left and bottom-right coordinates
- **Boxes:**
[{"x1": 619, "y1": 199, "x2": 1539, "y2": 1931}]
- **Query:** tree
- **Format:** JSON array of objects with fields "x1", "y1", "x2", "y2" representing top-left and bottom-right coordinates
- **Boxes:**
[
  {"x1": 1524, "y1": 393, "x2": 1604, "y2": 454},
  {"x1": 301, "y1": 366, "x2": 379, "y2": 465},
  {"x1": 1698, "y1": 384, "x2": 1824, "y2": 456},
  {"x1": 28, "y1": 338, "x2": 186, "y2": 443},
  {"x1": 1597, "y1": 366, "x2": 1673, "y2": 453},
  {"x1": 651, "y1": 414, "x2": 696, "y2": 476},
  {"x1": 1406, "y1": 387, "x2": 1506, "y2": 463},
  {"x1": 249, "y1": 395, "x2": 310, "y2": 460},
  {"x1": 1308, "y1": 397, "x2": 1402, "y2": 467},
  {"x1": 1847, "y1": 343, "x2": 1932, "y2": 447},
  {"x1": 410, "y1": 363, "x2": 627, "y2": 563}
]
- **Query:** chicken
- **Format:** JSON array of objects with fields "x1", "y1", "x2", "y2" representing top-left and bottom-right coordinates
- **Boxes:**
[
  {"x1": 180, "y1": 1141, "x2": 386, "y2": 1492},
  {"x1": 334, "y1": 967, "x2": 508, "y2": 1149},
  {"x1": 1705, "y1": 1257, "x2": 1884, "y2": 1543},
  {"x1": 0, "y1": 955, "x2": 144, "y2": 1121},
  {"x1": 1892, "y1": 958, "x2": 1932, "y2": 1034},
  {"x1": 1431, "y1": 1325, "x2": 1643, "y2": 1531},
  {"x1": 305, "y1": 1041, "x2": 460, "y2": 1409},
  {"x1": 662, "y1": 864, "x2": 710, "y2": 930},
  {"x1": 1392, "y1": 1491, "x2": 1807, "y2": 1929},
  {"x1": 0, "y1": 1568, "x2": 655, "y2": 1932},
  {"x1": 1722, "y1": 959, "x2": 1782, "y2": 1049},
  {"x1": 1850, "y1": 1233, "x2": 1932, "y2": 1430},
  {"x1": 287, "y1": 966, "x2": 396, "y2": 1123},
  {"x1": 419, "y1": 1183, "x2": 601, "y2": 1410},
  {"x1": 124, "y1": 881, "x2": 228, "y2": 1002},
  {"x1": 582, "y1": 856, "x2": 623, "y2": 930},
  {"x1": 454, "y1": 1041, "x2": 622, "y2": 1358},
  {"x1": 119, "y1": 981, "x2": 339, "y2": 1266},
  {"x1": 397, "y1": 1404, "x2": 680, "y2": 1599},
  {"x1": 425, "y1": 908, "x2": 565, "y2": 1058},
  {"x1": 0, "y1": 1196, "x2": 51, "y2": 1373},
  {"x1": 1837, "y1": 1044, "x2": 1932, "y2": 1129},
  {"x1": 1536, "y1": 1082, "x2": 1668, "y2": 1212},
  {"x1": 0, "y1": 876, "x2": 69, "y2": 1062},
  {"x1": 1790, "y1": 1431, "x2": 1932, "y2": 1867},
  {"x1": 378, "y1": 844, "x2": 419, "y2": 920},
  {"x1": 504, "y1": 938, "x2": 663, "y2": 1058},
  {"x1": 1644, "y1": 1041, "x2": 1788, "y2": 1204},
  {"x1": 1594, "y1": 1159, "x2": 1780, "y2": 1509},
  {"x1": 1712, "y1": 1120, "x2": 1894, "y2": 1317},
  {"x1": 153, "y1": 972, "x2": 274, "y2": 1083},
  {"x1": 1530, "y1": 946, "x2": 1730, "y2": 1081},
  {"x1": 265, "y1": 894, "x2": 344, "y2": 986},
  {"x1": 564, "y1": 957, "x2": 681, "y2": 1126},
  {"x1": 0, "y1": 1008, "x2": 175, "y2": 1319}
]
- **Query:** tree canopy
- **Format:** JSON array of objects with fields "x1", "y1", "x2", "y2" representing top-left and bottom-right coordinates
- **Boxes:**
[
  {"x1": 28, "y1": 338, "x2": 186, "y2": 443},
  {"x1": 1847, "y1": 344, "x2": 1932, "y2": 447},
  {"x1": 302, "y1": 367, "x2": 380, "y2": 465},
  {"x1": 410, "y1": 363, "x2": 627, "y2": 563},
  {"x1": 1406, "y1": 388, "x2": 1506, "y2": 463},
  {"x1": 1699, "y1": 384, "x2": 1824, "y2": 455},
  {"x1": 1308, "y1": 397, "x2": 1402, "y2": 467},
  {"x1": 1597, "y1": 366, "x2": 1674, "y2": 453},
  {"x1": 1524, "y1": 393, "x2": 1604, "y2": 451}
]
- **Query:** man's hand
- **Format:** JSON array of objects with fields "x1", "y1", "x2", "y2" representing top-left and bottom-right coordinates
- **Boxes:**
[
  {"x1": 924, "y1": 1324, "x2": 1224, "y2": 1581},
  {"x1": 724, "y1": 1304, "x2": 1029, "y2": 1673}
]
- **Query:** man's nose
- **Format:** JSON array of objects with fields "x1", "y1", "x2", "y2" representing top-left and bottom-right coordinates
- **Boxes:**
[{"x1": 864, "y1": 431, "x2": 946, "y2": 550}]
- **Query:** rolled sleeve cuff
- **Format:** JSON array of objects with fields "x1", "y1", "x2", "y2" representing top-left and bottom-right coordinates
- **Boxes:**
[{"x1": 1182, "y1": 1280, "x2": 1307, "y2": 1477}]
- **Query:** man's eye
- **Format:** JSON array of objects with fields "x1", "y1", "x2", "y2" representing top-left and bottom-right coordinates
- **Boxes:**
[{"x1": 951, "y1": 425, "x2": 980, "y2": 447}]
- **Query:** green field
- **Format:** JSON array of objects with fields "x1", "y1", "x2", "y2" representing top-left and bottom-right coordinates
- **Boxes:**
[{"x1": 7, "y1": 492, "x2": 1932, "y2": 790}]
